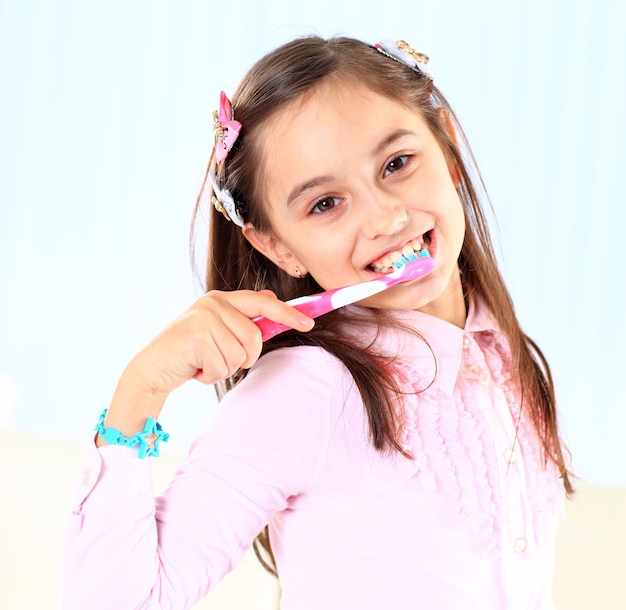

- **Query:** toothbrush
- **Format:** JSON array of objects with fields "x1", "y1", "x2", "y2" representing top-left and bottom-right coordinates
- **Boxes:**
[{"x1": 254, "y1": 255, "x2": 435, "y2": 341}]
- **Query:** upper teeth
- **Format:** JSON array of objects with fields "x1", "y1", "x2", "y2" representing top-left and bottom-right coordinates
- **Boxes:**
[{"x1": 369, "y1": 236, "x2": 429, "y2": 272}]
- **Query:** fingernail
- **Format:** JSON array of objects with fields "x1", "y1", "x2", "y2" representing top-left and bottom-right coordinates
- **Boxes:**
[{"x1": 297, "y1": 315, "x2": 315, "y2": 329}]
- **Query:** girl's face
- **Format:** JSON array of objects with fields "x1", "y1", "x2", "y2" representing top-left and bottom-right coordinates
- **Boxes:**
[{"x1": 244, "y1": 80, "x2": 467, "y2": 325}]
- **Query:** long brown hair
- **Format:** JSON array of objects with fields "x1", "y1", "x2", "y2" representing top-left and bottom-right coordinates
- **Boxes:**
[{"x1": 193, "y1": 35, "x2": 573, "y2": 573}]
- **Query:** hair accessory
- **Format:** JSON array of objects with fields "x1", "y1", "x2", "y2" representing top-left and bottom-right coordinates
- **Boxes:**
[
  {"x1": 374, "y1": 40, "x2": 435, "y2": 80},
  {"x1": 213, "y1": 91, "x2": 242, "y2": 165},
  {"x1": 209, "y1": 171, "x2": 245, "y2": 227},
  {"x1": 95, "y1": 408, "x2": 169, "y2": 459}
]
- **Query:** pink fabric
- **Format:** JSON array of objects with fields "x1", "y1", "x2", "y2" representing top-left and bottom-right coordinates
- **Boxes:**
[{"x1": 62, "y1": 300, "x2": 565, "y2": 609}]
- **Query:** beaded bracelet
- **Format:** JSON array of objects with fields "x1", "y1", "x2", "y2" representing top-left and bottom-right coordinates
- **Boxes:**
[{"x1": 95, "y1": 409, "x2": 170, "y2": 459}]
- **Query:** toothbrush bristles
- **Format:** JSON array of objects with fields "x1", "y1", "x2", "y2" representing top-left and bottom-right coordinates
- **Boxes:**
[{"x1": 393, "y1": 254, "x2": 417, "y2": 269}]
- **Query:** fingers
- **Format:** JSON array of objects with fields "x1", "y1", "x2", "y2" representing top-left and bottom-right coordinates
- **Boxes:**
[
  {"x1": 183, "y1": 289, "x2": 315, "y2": 385},
  {"x1": 191, "y1": 306, "x2": 262, "y2": 382},
  {"x1": 216, "y1": 289, "x2": 315, "y2": 333}
]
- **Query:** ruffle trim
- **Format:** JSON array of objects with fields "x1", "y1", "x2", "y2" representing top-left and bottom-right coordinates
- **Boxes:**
[
  {"x1": 390, "y1": 332, "x2": 565, "y2": 558},
  {"x1": 479, "y1": 333, "x2": 567, "y2": 543},
  {"x1": 392, "y1": 362, "x2": 501, "y2": 557}
]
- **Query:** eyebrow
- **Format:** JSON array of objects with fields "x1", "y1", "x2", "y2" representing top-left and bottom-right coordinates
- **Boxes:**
[{"x1": 286, "y1": 128, "x2": 417, "y2": 207}]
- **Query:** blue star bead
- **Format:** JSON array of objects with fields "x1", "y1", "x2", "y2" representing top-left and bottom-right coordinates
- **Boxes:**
[{"x1": 135, "y1": 418, "x2": 170, "y2": 459}]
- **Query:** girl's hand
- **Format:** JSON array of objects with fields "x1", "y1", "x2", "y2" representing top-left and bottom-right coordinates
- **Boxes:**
[
  {"x1": 100, "y1": 290, "x2": 314, "y2": 440},
  {"x1": 126, "y1": 289, "x2": 315, "y2": 394}
]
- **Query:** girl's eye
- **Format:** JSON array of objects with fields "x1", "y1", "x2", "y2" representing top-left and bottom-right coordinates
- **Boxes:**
[
  {"x1": 311, "y1": 196, "x2": 341, "y2": 214},
  {"x1": 384, "y1": 155, "x2": 409, "y2": 176}
]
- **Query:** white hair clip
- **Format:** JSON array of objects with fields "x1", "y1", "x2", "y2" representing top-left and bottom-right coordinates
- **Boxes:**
[
  {"x1": 374, "y1": 39, "x2": 435, "y2": 80},
  {"x1": 209, "y1": 171, "x2": 245, "y2": 227}
]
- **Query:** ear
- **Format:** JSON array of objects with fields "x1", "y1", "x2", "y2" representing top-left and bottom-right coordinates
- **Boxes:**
[
  {"x1": 436, "y1": 107, "x2": 462, "y2": 187},
  {"x1": 436, "y1": 107, "x2": 458, "y2": 145},
  {"x1": 242, "y1": 223, "x2": 306, "y2": 277}
]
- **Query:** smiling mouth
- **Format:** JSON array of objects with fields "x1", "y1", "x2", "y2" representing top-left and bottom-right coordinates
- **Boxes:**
[{"x1": 367, "y1": 231, "x2": 433, "y2": 273}]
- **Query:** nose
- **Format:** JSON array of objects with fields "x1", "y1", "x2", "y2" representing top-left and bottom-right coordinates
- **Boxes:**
[{"x1": 361, "y1": 192, "x2": 408, "y2": 238}]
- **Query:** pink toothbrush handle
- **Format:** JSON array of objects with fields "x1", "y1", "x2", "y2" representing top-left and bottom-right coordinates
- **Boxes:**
[
  {"x1": 254, "y1": 287, "x2": 352, "y2": 341},
  {"x1": 254, "y1": 257, "x2": 434, "y2": 341},
  {"x1": 253, "y1": 295, "x2": 327, "y2": 341}
]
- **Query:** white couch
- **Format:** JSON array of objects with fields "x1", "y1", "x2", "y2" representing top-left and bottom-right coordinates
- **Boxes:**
[{"x1": 1, "y1": 428, "x2": 624, "y2": 609}]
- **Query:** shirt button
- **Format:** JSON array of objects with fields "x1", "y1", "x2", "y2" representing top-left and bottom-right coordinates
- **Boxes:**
[
  {"x1": 82, "y1": 470, "x2": 91, "y2": 486},
  {"x1": 468, "y1": 365, "x2": 490, "y2": 384},
  {"x1": 503, "y1": 448, "x2": 517, "y2": 464},
  {"x1": 513, "y1": 537, "x2": 527, "y2": 553},
  {"x1": 463, "y1": 336, "x2": 471, "y2": 350}
]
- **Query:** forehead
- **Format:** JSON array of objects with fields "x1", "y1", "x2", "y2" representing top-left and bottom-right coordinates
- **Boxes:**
[
  {"x1": 260, "y1": 79, "x2": 412, "y2": 142},
  {"x1": 255, "y1": 80, "x2": 429, "y2": 202}
]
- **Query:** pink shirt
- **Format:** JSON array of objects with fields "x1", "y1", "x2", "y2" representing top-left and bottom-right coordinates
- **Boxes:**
[{"x1": 62, "y1": 299, "x2": 565, "y2": 609}]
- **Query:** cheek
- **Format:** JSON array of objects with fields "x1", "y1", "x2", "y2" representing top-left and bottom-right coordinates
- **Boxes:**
[
  {"x1": 451, "y1": 203, "x2": 466, "y2": 254},
  {"x1": 302, "y1": 241, "x2": 359, "y2": 289},
  {"x1": 437, "y1": 192, "x2": 466, "y2": 259},
  {"x1": 455, "y1": 199, "x2": 466, "y2": 233}
]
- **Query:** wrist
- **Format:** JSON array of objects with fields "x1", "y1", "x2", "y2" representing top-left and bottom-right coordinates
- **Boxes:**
[
  {"x1": 95, "y1": 408, "x2": 169, "y2": 458},
  {"x1": 96, "y1": 371, "x2": 169, "y2": 448},
  {"x1": 112, "y1": 367, "x2": 168, "y2": 419}
]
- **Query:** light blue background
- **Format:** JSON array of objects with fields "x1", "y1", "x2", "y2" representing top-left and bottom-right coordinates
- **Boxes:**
[{"x1": 1, "y1": 0, "x2": 624, "y2": 485}]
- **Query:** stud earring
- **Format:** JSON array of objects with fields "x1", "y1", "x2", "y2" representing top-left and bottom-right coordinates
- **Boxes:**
[{"x1": 294, "y1": 266, "x2": 303, "y2": 278}]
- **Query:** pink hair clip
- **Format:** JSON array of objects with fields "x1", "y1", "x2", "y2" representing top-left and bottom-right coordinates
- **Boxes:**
[{"x1": 213, "y1": 91, "x2": 242, "y2": 165}]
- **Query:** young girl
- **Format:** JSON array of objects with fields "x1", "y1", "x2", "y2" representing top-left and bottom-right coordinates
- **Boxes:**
[{"x1": 62, "y1": 36, "x2": 572, "y2": 609}]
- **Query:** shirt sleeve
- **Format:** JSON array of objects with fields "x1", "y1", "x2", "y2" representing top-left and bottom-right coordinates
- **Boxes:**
[{"x1": 61, "y1": 346, "x2": 338, "y2": 610}]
